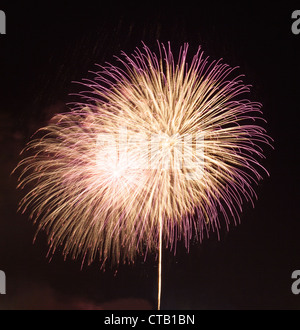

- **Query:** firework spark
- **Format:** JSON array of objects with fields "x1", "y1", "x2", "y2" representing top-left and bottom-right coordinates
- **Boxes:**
[{"x1": 14, "y1": 42, "x2": 271, "y2": 307}]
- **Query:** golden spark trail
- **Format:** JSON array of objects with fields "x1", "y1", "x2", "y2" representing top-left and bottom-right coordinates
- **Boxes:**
[{"x1": 158, "y1": 213, "x2": 163, "y2": 310}]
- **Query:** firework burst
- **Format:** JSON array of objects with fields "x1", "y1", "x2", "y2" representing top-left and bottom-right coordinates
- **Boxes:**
[{"x1": 14, "y1": 42, "x2": 271, "y2": 284}]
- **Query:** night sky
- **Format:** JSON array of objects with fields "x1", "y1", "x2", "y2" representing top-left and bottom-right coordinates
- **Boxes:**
[{"x1": 0, "y1": 1, "x2": 299, "y2": 310}]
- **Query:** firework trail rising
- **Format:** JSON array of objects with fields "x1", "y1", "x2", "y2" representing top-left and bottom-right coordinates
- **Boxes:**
[{"x1": 14, "y1": 42, "x2": 272, "y2": 275}]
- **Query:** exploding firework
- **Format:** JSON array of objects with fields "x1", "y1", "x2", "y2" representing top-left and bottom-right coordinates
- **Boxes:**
[{"x1": 14, "y1": 42, "x2": 271, "y2": 298}]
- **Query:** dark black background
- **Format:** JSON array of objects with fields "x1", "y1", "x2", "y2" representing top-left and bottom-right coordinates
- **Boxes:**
[{"x1": 0, "y1": 1, "x2": 299, "y2": 310}]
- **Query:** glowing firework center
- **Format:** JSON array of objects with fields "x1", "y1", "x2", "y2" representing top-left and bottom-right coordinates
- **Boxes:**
[{"x1": 95, "y1": 128, "x2": 204, "y2": 178}]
